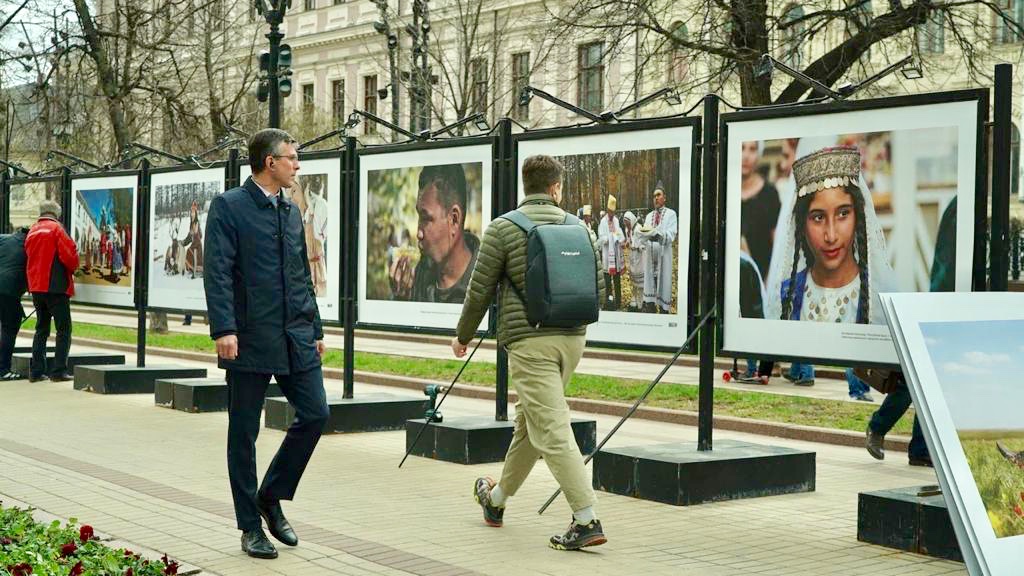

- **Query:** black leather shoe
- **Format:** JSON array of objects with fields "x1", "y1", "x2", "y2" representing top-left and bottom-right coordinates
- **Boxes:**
[
  {"x1": 257, "y1": 497, "x2": 298, "y2": 546},
  {"x1": 28, "y1": 375, "x2": 46, "y2": 383},
  {"x1": 241, "y1": 528, "x2": 278, "y2": 559},
  {"x1": 49, "y1": 372, "x2": 74, "y2": 382}
]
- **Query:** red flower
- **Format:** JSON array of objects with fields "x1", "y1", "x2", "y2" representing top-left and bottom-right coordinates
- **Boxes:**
[
  {"x1": 60, "y1": 541, "x2": 78, "y2": 557},
  {"x1": 125, "y1": 569, "x2": 134, "y2": 576},
  {"x1": 79, "y1": 525, "x2": 94, "y2": 543},
  {"x1": 0, "y1": 536, "x2": 12, "y2": 545},
  {"x1": 70, "y1": 561, "x2": 83, "y2": 576},
  {"x1": 161, "y1": 554, "x2": 179, "y2": 575},
  {"x1": 7, "y1": 563, "x2": 33, "y2": 576}
]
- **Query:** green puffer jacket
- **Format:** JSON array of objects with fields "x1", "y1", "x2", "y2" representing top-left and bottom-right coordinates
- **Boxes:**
[{"x1": 456, "y1": 193, "x2": 604, "y2": 345}]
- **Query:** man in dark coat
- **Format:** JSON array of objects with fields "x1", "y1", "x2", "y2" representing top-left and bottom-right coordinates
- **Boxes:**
[
  {"x1": 0, "y1": 226, "x2": 29, "y2": 380},
  {"x1": 203, "y1": 128, "x2": 329, "y2": 560}
]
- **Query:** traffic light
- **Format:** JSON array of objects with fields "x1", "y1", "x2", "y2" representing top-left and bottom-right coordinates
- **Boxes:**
[
  {"x1": 277, "y1": 44, "x2": 293, "y2": 97},
  {"x1": 278, "y1": 44, "x2": 292, "y2": 70}
]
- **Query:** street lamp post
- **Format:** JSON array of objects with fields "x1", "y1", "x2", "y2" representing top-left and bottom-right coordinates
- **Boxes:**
[{"x1": 256, "y1": 0, "x2": 293, "y2": 128}]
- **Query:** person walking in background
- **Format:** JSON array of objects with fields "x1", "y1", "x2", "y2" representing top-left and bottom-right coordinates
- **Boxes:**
[
  {"x1": 0, "y1": 226, "x2": 29, "y2": 380},
  {"x1": 25, "y1": 200, "x2": 78, "y2": 382},
  {"x1": 861, "y1": 369, "x2": 931, "y2": 467},
  {"x1": 845, "y1": 368, "x2": 873, "y2": 402},
  {"x1": 453, "y1": 154, "x2": 607, "y2": 550},
  {"x1": 204, "y1": 128, "x2": 329, "y2": 560}
]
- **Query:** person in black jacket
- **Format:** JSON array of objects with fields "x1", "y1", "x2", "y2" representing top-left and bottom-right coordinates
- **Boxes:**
[
  {"x1": 203, "y1": 129, "x2": 329, "y2": 560},
  {"x1": 0, "y1": 227, "x2": 29, "y2": 380}
]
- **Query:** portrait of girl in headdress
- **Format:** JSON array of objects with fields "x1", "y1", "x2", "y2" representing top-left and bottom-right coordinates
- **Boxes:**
[{"x1": 764, "y1": 145, "x2": 896, "y2": 326}]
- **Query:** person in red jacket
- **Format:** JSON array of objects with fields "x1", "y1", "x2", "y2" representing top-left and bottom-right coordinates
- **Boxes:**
[{"x1": 24, "y1": 200, "x2": 78, "y2": 382}]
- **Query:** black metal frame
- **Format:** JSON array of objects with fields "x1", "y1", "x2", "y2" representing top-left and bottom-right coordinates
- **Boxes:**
[
  {"x1": 3, "y1": 173, "x2": 65, "y2": 234},
  {"x1": 511, "y1": 116, "x2": 704, "y2": 353},
  {"x1": 716, "y1": 88, "x2": 991, "y2": 368},
  {"x1": 351, "y1": 134, "x2": 498, "y2": 337},
  {"x1": 142, "y1": 160, "x2": 231, "y2": 315}
]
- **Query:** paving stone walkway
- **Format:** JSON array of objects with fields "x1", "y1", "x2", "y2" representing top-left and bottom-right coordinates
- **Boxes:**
[{"x1": 0, "y1": 341, "x2": 963, "y2": 576}]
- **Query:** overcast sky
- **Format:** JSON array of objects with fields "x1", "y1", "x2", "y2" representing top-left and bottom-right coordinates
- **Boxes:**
[
  {"x1": 921, "y1": 319, "x2": 1024, "y2": 431},
  {"x1": 1, "y1": 0, "x2": 68, "y2": 86}
]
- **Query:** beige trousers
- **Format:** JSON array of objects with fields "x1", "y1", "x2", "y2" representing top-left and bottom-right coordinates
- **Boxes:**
[{"x1": 497, "y1": 333, "x2": 596, "y2": 512}]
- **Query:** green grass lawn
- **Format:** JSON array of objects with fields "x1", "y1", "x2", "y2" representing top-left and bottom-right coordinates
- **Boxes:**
[{"x1": 23, "y1": 318, "x2": 915, "y2": 436}]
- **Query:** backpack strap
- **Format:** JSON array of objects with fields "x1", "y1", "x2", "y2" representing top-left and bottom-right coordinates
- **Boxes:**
[
  {"x1": 499, "y1": 209, "x2": 537, "y2": 233},
  {"x1": 498, "y1": 210, "x2": 535, "y2": 308}
]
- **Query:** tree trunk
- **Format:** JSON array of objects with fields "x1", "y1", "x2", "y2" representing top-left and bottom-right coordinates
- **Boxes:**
[{"x1": 71, "y1": 0, "x2": 132, "y2": 154}]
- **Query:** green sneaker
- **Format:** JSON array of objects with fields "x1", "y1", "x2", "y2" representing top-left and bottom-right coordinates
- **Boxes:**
[
  {"x1": 549, "y1": 519, "x2": 607, "y2": 551},
  {"x1": 473, "y1": 477, "x2": 504, "y2": 527}
]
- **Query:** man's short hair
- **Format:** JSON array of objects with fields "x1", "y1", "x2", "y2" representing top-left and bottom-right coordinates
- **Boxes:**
[
  {"x1": 248, "y1": 128, "x2": 297, "y2": 173},
  {"x1": 522, "y1": 155, "x2": 563, "y2": 196},
  {"x1": 418, "y1": 164, "x2": 468, "y2": 229},
  {"x1": 39, "y1": 199, "x2": 61, "y2": 219}
]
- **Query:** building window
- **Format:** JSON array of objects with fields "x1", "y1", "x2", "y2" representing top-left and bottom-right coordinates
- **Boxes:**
[
  {"x1": 667, "y1": 21, "x2": 688, "y2": 83},
  {"x1": 470, "y1": 58, "x2": 488, "y2": 114},
  {"x1": 302, "y1": 83, "x2": 315, "y2": 121},
  {"x1": 364, "y1": 75, "x2": 378, "y2": 134},
  {"x1": 305, "y1": 0, "x2": 315, "y2": 10},
  {"x1": 577, "y1": 42, "x2": 604, "y2": 112},
  {"x1": 779, "y1": 5, "x2": 805, "y2": 68},
  {"x1": 917, "y1": 11, "x2": 945, "y2": 53},
  {"x1": 996, "y1": 0, "x2": 1024, "y2": 43},
  {"x1": 332, "y1": 79, "x2": 345, "y2": 124},
  {"x1": 511, "y1": 52, "x2": 530, "y2": 120}
]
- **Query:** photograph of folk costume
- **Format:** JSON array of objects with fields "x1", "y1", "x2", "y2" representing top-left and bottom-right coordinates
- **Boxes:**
[
  {"x1": 763, "y1": 145, "x2": 897, "y2": 326},
  {"x1": 9, "y1": 180, "x2": 62, "y2": 230},
  {"x1": 147, "y1": 169, "x2": 224, "y2": 311},
  {"x1": 69, "y1": 175, "x2": 138, "y2": 307},
  {"x1": 288, "y1": 174, "x2": 329, "y2": 298},
  {"x1": 239, "y1": 159, "x2": 341, "y2": 321},
  {"x1": 722, "y1": 96, "x2": 980, "y2": 365},
  {"x1": 358, "y1": 145, "x2": 492, "y2": 330},
  {"x1": 516, "y1": 124, "x2": 695, "y2": 348}
]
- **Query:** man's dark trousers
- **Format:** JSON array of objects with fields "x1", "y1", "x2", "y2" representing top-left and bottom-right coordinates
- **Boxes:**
[
  {"x1": 0, "y1": 296, "x2": 24, "y2": 374},
  {"x1": 870, "y1": 383, "x2": 929, "y2": 460},
  {"x1": 227, "y1": 366, "x2": 329, "y2": 531},
  {"x1": 30, "y1": 293, "x2": 70, "y2": 378}
]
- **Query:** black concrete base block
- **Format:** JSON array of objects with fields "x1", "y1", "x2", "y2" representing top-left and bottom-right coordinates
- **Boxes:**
[
  {"x1": 11, "y1": 352, "x2": 124, "y2": 375},
  {"x1": 266, "y1": 393, "x2": 428, "y2": 433},
  {"x1": 592, "y1": 439, "x2": 816, "y2": 506},
  {"x1": 858, "y1": 486, "x2": 962, "y2": 562},
  {"x1": 74, "y1": 365, "x2": 207, "y2": 394},
  {"x1": 12, "y1": 346, "x2": 54, "y2": 354},
  {"x1": 404, "y1": 416, "x2": 597, "y2": 465},
  {"x1": 155, "y1": 378, "x2": 284, "y2": 412}
]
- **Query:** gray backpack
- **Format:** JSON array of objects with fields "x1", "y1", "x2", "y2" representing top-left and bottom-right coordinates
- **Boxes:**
[{"x1": 499, "y1": 210, "x2": 600, "y2": 329}]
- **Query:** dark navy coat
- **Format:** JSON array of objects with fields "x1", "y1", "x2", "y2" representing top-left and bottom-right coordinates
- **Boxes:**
[
  {"x1": 203, "y1": 177, "x2": 323, "y2": 374},
  {"x1": 0, "y1": 228, "x2": 28, "y2": 298}
]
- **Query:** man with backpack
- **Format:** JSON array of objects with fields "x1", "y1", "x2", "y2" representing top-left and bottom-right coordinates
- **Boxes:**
[{"x1": 452, "y1": 154, "x2": 606, "y2": 550}]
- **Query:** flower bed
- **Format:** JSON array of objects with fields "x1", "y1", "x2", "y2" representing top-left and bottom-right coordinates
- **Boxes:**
[{"x1": 1, "y1": 501, "x2": 179, "y2": 575}]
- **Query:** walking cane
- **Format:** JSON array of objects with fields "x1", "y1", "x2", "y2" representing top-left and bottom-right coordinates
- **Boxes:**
[
  {"x1": 19, "y1": 308, "x2": 36, "y2": 326},
  {"x1": 399, "y1": 335, "x2": 487, "y2": 468},
  {"x1": 537, "y1": 305, "x2": 716, "y2": 515}
]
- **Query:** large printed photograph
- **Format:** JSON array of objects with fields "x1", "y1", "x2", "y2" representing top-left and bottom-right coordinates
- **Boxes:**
[
  {"x1": 8, "y1": 179, "x2": 62, "y2": 230},
  {"x1": 147, "y1": 168, "x2": 224, "y2": 311},
  {"x1": 517, "y1": 125, "x2": 694, "y2": 348},
  {"x1": 70, "y1": 175, "x2": 138, "y2": 307},
  {"x1": 358, "y1": 145, "x2": 492, "y2": 331},
  {"x1": 723, "y1": 98, "x2": 981, "y2": 364},
  {"x1": 239, "y1": 157, "x2": 341, "y2": 321},
  {"x1": 883, "y1": 292, "x2": 1024, "y2": 576}
]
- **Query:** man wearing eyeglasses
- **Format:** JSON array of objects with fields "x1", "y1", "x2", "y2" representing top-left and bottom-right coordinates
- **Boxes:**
[{"x1": 204, "y1": 128, "x2": 329, "y2": 560}]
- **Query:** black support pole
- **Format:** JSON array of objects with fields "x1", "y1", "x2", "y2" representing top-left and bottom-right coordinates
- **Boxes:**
[
  {"x1": 226, "y1": 148, "x2": 241, "y2": 189},
  {"x1": 267, "y1": 24, "x2": 283, "y2": 129},
  {"x1": 494, "y1": 118, "x2": 512, "y2": 421},
  {"x1": 1, "y1": 170, "x2": 9, "y2": 234},
  {"x1": 990, "y1": 63, "x2": 1012, "y2": 292},
  {"x1": 135, "y1": 159, "x2": 151, "y2": 368},
  {"x1": 343, "y1": 136, "x2": 357, "y2": 398},
  {"x1": 697, "y1": 95, "x2": 719, "y2": 452}
]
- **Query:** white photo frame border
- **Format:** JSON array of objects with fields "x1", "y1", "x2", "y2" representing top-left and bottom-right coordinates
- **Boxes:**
[
  {"x1": 357, "y1": 144, "x2": 493, "y2": 332},
  {"x1": 70, "y1": 174, "x2": 139, "y2": 308},
  {"x1": 721, "y1": 96, "x2": 983, "y2": 366}
]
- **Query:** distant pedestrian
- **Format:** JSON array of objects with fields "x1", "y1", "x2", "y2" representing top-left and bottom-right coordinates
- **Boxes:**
[
  {"x1": 845, "y1": 368, "x2": 873, "y2": 402},
  {"x1": 859, "y1": 368, "x2": 931, "y2": 467},
  {"x1": 24, "y1": 200, "x2": 78, "y2": 382},
  {"x1": 0, "y1": 226, "x2": 29, "y2": 380}
]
